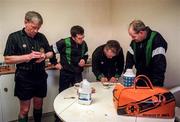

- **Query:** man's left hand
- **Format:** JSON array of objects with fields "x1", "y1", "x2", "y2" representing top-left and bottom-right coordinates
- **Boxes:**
[
  {"x1": 109, "y1": 77, "x2": 118, "y2": 83},
  {"x1": 35, "y1": 53, "x2": 46, "y2": 63},
  {"x1": 78, "y1": 59, "x2": 85, "y2": 67}
]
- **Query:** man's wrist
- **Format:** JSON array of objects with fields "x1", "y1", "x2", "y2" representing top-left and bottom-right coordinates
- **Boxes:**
[
  {"x1": 44, "y1": 54, "x2": 47, "y2": 59},
  {"x1": 26, "y1": 54, "x2": 32, "y2": 62},
  {"x1": 98, "y1": 74, "x2": 104, "y2": 81}
]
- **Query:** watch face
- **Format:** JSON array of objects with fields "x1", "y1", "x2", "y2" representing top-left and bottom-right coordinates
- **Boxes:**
[{"x1": 40, "y1": 47, "x2": 45, "y2": 53}]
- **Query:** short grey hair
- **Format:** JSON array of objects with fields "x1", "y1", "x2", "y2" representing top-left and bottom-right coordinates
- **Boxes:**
[
  {"x1": 25, "y1": 11, "x2": 43, "y2": 25},
  {"x1": 104, "y1": 40, "x2": 121, "y2": 55},
  {"x1": 129, "y1": 20, "x2": 146, "y2": 33}
]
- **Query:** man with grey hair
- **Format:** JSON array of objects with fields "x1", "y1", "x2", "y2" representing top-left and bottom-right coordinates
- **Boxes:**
[
  {"x1": 125, "y1": 20, "x2": 167, "y2": 86},
  {"x1": 92, "y1": 40, "x2": 124, "y2": 83},
  {"x1": 4, "y1": 11, "x2": 53, "y2": 122}
]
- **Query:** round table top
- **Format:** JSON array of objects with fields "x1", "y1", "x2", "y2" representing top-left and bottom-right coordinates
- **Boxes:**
[{"x1": 54, "y1": 82, "x2": 174, "y2": 122}]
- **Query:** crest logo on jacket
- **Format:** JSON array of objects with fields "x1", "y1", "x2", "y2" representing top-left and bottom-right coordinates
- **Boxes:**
[{"x1": 22, "y1": 44, "x2": 27, "y2": 48}]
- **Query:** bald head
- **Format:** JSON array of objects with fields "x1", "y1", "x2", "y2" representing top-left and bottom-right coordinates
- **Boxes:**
[
  {"x1": 129, "y1": 20, "x2": 146, "y2": 33},
  {"x1": 128, "y1": 20, "x2": 147, "y2": 42}
]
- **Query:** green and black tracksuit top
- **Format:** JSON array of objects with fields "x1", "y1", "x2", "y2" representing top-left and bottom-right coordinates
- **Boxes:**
[
  {"x1": 50, "y1": 37, "x2": 88, "y2": 74},
  {"x1": 125, "y1": 27, "x2": 168, "y2": 86},
  {"x1": 92, "y1": 44, "x2": 124, "y2": 80}
]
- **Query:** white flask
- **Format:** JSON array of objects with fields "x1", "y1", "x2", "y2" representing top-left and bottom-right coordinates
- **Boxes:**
[{"x1": 78, "y1": 79, "x2": 92, "y2": 105}]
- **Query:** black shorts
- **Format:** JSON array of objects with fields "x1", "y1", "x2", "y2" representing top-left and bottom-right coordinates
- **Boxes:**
[{"x1": 14, "y1": 69, "x2": 48, "y2": 101}]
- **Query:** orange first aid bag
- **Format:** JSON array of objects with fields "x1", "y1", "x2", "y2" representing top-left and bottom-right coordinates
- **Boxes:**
[{"x1": 113, "y1": 75, "x2": 175, "y2": 118}]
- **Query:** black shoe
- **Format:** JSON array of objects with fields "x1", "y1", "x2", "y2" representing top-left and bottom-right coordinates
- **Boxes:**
[
  {"x1": 175, "y1": 117, "x2": 179, "y2": 122},
  {"x1": 55, "y1": 118, "x2": 64, "y2": 122},
  {"x1": 54, "y1": 113, "x2": 62, "y2": 122}
]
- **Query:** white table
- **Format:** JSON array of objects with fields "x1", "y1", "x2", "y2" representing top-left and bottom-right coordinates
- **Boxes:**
[{"x1": 54, "y1": 82, "x2": 174, "y2": 122}]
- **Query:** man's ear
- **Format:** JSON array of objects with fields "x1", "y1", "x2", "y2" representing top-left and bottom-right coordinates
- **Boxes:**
[
  {"x1": 72, "y1": 36, "x2": 75, "y2": 41},
  {"x1": 24, "y1": 20, "x2": 28, "y2": 24},
  {"x1": 139, "y1": 31, "x2": 143, "y2": 35}
]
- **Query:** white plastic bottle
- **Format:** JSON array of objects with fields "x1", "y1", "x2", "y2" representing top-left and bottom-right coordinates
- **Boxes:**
[
  {"x1": 123, "y1": 69, "x2": 135, "y2": 87},
  {"x1": 78, "y1": 79, "x2": 92, "y2": 105}
]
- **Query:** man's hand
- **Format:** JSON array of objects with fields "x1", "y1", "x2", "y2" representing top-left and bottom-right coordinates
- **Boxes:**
[
  {"x1": 78, "y1": 59, "x2": 85, "y2": 67},
  {"x1": 109, "y1": 77, "x2": 118, "y2": 83},
  {"x1": 35, "y1": 53, "x2": 46, "y2": 63},
  {"x1": 27, "y1": 51, "x2": 41, "y2": 62},
  {"x1": 54, "y1": 63, "x2": 62, "y2": 70},
  {"x1": 100, "y1": 77, "x2": 108, "y2": 83}
]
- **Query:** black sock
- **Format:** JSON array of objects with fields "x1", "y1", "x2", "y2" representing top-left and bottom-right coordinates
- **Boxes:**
[
  {"x1": 18, "y1": 115, "x2": 28, "y2": 122},
  {"x1": 33, "y1": 108, "x2": 42, "y2": 122}
]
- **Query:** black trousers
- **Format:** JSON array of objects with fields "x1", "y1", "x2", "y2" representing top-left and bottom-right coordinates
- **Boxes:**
[
  {"x1": 59, "y1": 70, "x2": 82, "y2": 93},
  {"x1": 55, "y1": 70, "x2": 82, "y2": 122}
]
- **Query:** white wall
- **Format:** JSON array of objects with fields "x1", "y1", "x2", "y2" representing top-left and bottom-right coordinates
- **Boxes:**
[{"x1": 0, "y1": 0, "x2": 112, "y2": 61}]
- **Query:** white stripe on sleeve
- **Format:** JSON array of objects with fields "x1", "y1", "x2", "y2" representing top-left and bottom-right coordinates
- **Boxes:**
[
  {"x1": 84, "y1": 51, "x2": 88, "y2": 55},
  {"x1": 128, "y1": 46, "x2": 134, "y2": 55},
  {"x1": 152, "y1": 47, "x2": 165, "y2": 58},
  {"x1": 52, "y1": 44, "x2": 59, "y2": 53}
]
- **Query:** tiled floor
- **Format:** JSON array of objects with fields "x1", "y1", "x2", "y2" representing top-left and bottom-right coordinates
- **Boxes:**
[
  {"x1": 9, "y1": 109, "x2": 180, "y2": 122},
  {"x1": 29, "y1": 115, "x2": 55, "y2": 122},
  {"x1": 10, "y1": 112, "x2": 55, "y2": 122}
]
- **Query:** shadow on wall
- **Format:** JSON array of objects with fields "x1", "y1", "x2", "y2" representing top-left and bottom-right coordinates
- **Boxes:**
[{"x1": 170, "y1": 86, "x2": 180, "y2": 107}]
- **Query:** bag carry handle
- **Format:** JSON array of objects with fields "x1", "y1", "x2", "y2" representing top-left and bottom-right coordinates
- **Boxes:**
[
  {"x1": 113, "y1": 89, "x2": 119, "y2": 101},
  {"x1": 134, "y1": 75, "x2": 154, "y2": 89}
]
